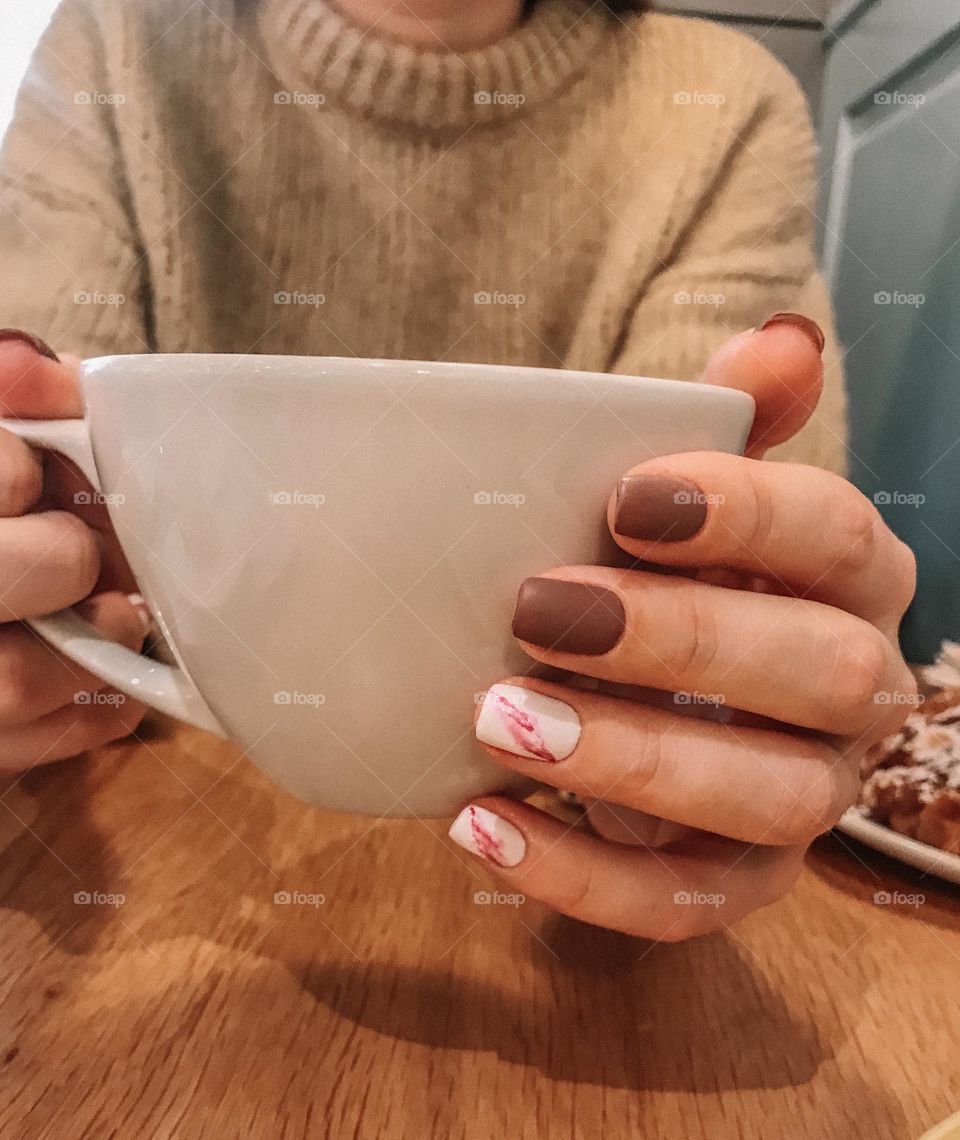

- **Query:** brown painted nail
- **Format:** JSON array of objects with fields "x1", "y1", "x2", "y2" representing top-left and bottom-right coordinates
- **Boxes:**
[
  {"x1": 0, "y1": 328, "x2": 60, "y2": 362},
  {"x1": 614, "y1": 474, "x2": 708, "y2": 542},
  {"x1": 512, "y1": 578, "x2": 625, "y2": 656},
  {"x1": 757, "y1": 312, "x2": 825, "y2": 354}
]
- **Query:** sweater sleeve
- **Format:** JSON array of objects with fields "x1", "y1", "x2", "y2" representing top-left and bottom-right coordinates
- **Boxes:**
[
  {"x1": 608, "y1": 47, "x2": 847, "y2": 475},
  {"x1": 0, "y1": 0, "x2": 150, "y2": 357}
]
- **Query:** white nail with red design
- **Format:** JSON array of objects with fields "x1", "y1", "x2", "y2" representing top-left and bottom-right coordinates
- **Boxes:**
[
  {"x1": 476, "y1": 683, "x2": 581, "y2": 762},
  {"x1": 448, "y1": 804, "x2": 526, "y2": 868}
]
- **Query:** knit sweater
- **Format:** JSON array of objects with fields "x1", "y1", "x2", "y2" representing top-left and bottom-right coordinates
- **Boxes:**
[{"x1": 0, "y1": 0, "x2": 846, "y2": 471}]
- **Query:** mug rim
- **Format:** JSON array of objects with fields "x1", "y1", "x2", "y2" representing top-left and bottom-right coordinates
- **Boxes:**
[{"x1": 80, "y1": 353, "x2": 756, "y2": 414}]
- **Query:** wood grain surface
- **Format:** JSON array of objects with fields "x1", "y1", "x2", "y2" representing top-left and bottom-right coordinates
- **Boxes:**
[{"x1": 1, "y1": 715, "x2": 958, "y2": 1140}]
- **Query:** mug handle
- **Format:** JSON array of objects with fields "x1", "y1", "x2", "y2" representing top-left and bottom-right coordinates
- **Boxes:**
[{"x1": 0, "y1": 416, "x2": 227, "y2": 737}]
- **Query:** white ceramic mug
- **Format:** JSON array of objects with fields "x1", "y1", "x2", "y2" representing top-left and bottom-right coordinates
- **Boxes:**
[{"x1": 0, "y1": 355, "x2": 753, "y2": 817}]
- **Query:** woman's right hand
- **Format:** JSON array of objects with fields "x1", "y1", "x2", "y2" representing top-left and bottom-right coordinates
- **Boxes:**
[{"x1": 0, "y1": 330, "x2": 148, "y2": 770}]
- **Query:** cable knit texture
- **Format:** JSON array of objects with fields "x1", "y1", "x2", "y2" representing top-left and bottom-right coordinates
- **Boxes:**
[{"x1": 0, "y1": 0, "x2": 846, "y2": 471}]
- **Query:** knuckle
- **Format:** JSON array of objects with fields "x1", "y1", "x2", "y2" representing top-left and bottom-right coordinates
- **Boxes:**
[
  {"x1": 49, "y1": 512, "x2": 100, "y2": 595},
  {"x1": 829, "y1": 492, "x2": 881, "y2": 576},
  {"x1": 655, "y1": 900, "x2": 717, "y2": 942},
  {"x1": 826, "y1": 630, "x2": 890, "y2": 727},
  {"x1": 741, "y1": 464, "x2": 779, "y2": 554},
  {"x1": 767, "y1": 756, "x2": 858, "y2": 844},
  {"x1": 82, "y1": 696, "x2": 146, "y2": 747},
  {"x1": 665, "y1": 586, "x2": 722, "y2": 686},
  {"x1": 553, "y1": 855, "x2": 596, "y2": 918},
  {"x1": 0, "y1": 448, "x2": 42, "y2": 515},
  {"x1": 0, "y1": 652, "x2": 32, "y2": 719},
  {"x1": 890, "y1": 540, "x2": 918, "y2": 614}
]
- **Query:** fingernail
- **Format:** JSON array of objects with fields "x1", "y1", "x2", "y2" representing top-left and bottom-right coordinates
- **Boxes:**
[
  {"x1": 614, "y1": 474, "x2": 708, "y2": 542},
  {"x1": 477, "y1": 683, "x2": 581, "y2": 762},
  {"x1": 0, "y1": 328, "x2": 60, "y2": 362},
  {"x1": 448, "y1": 804, "x2": 526, "y2": 867},
  {"x1": 756, "y1": 312, "x2": 825, "y2": 354},
  {"x1": 126, "y1": 593, "x2": 153, "y2": 634},
  {"x1": 513, "y1": 578, "x2": 625, "y2": 656}
]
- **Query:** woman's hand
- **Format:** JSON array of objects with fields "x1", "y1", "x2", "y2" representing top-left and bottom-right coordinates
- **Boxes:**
[
  {"x1": 449, "y1": 313, "x2": 918, "y2": 940},
  {"x1": 0, "y1": 330, "x2": 147, "y2": 770}
]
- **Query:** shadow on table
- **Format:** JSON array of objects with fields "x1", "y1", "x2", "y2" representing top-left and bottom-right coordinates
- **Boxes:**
[
  {"x1": 808, "y1": 830, "x2": 960, "y2": 933},
  {"x1": 300, "y1": 917, "x2": 825, "y2": 1094}
]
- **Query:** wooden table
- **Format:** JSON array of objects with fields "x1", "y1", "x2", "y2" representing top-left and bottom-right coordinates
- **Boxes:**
[{"x1": 1, "y1": 715, "x2": 958, "y2": 1140}]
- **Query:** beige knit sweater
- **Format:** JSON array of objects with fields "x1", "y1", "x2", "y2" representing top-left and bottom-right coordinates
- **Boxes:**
[{"x1": 0, "y1": 0, "x2": 845, "y2": 471}]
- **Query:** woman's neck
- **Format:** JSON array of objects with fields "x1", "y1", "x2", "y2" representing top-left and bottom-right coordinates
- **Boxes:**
[{"x1": 329, "y1": 0, "x2": 525, "y2": 50}]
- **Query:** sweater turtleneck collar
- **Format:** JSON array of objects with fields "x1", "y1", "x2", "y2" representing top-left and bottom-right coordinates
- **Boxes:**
[{"x1": 256, "y1": 0, "x2": 612, "y2": 130}]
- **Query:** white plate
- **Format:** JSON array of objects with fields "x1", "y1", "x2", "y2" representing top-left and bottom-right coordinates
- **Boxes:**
[{"x1": 837, "y1": 809, "x2": 960, "y2": 886}]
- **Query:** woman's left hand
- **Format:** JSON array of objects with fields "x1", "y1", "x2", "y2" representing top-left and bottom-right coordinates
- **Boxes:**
[{"x1": 448, "y1": 313, "x2": 918, "y2": 940}]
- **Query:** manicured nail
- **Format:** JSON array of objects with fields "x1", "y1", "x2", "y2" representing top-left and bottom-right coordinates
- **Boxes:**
[
  {"x1": 757, "y1": 312, "x2": 825, "y2": 354},
  {"x1": 614, "y1": 474, "x2": 708, "y2": 542},
  {"x1": 126, "y1": 593, "x2": 153, "y2": 634},
  {"x1": 0, "y1": 328, "x2": 60, "y2": 362},
  {"x1": 476, "y1": 683, "x2": 581, "y2": 762},
  {"x1": 513, "y1": 577, "x2": 625, "y2": 656},
  {"x1": 449, "y1": 804, "x2": 526, "y2": 867}
]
